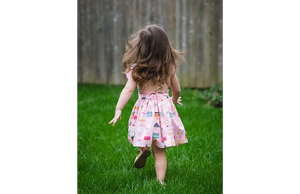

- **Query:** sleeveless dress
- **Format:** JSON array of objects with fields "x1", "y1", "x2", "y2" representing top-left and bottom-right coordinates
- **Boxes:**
[{"x1": 126, "y1": 64, "x2": 188, "y2": 148}]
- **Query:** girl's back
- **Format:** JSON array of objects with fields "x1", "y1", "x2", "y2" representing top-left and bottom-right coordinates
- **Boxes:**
[{"x1": 138, "y1": 72, "x2": 172, "y2": 93}]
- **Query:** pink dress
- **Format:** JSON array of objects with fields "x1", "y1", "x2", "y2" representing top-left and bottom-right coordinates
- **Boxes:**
[{"x1": 126, "y1": 64, "x2": 188, "y2": 148}]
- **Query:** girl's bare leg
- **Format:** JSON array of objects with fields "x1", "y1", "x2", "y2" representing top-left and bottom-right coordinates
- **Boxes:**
[{"x1": 152, "y1": 141, "x2": 167, "y2": 183}]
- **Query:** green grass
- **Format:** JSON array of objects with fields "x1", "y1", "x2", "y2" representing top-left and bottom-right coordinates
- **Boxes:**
[{"x1": 78, "y1": 84, "x2": 223, "y2": 193}]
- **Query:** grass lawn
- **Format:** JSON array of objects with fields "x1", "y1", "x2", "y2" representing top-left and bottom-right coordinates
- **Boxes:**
[{"x1": 78, "y1": 84, "x2": 223, "y2": 193}]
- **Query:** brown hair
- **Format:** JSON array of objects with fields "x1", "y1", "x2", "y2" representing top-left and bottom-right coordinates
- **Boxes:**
[{"x1": 122, "y1": 24, "x2": 186, "y2": 87}]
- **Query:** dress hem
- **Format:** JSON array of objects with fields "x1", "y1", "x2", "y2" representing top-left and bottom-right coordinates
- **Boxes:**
[{"x1": 129, "y1": 141, "x2": 188, "y2": 149}]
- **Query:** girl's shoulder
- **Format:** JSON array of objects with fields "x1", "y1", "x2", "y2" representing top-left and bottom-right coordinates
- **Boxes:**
[
  {"x1": 131, "y1": 63, "x2": 137, "y2": 69},
  {"x1": 126, "y1": 63, "x2": 136, "y2": 71},
  {"x1": 170, "y1": 64, "x2": 177, "y2": 79},
  {"x1": 125, "y1": 63, "x2": 137, "y2": 79}
]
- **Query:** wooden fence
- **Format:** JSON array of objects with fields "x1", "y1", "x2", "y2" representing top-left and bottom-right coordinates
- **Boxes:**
[{"x1": 78, "y1": 0, "x2": 222, "y2": 88}]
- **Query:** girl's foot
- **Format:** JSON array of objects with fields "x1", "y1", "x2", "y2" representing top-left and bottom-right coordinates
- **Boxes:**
[
  {"x1": 134, "y1": 147, "x2": 151, "y2": 169},
  {"x1": 158, "y1": 180, "x2": 166, "y2": 188}
]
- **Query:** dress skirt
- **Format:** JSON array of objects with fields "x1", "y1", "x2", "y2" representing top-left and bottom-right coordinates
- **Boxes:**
[{"x1": 128, "y1": 92, "x2": 188, "y2": 148}]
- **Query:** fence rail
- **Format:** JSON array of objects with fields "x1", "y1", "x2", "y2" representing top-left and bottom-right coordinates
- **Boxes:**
[{"x1": 78, "y1": 0, "x2": 223, "y2": 88}]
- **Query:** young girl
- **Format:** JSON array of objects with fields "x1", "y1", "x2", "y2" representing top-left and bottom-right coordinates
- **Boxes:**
[{"x1": 109, "y1": 24, "x2": 188, "y2": 185}]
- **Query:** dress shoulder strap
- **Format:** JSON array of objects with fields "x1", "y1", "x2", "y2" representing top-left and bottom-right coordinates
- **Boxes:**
[
  {"x1": 164, "y1": 78, "x2": 170, "y2": 89},
  {"x1": 140, "y1": 79, "x2": 152, "y2": 92}
]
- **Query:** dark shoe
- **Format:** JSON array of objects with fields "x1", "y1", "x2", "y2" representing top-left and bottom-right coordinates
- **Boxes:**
[{"x1": 134, "y1": 147, "x2": 151, "y2": 169}]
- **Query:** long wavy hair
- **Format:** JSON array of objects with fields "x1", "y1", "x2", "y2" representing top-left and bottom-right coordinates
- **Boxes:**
[{"x1": 122, "y1": 24, "x2": 186, "y2": 87}]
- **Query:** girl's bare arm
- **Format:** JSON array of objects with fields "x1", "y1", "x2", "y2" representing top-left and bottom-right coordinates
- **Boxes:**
[
  {"x1": 170, "y1": 72, "x2": 182, "y2": 105},
  {"x1": 109, "y1": 72, "x2": 137, "y2": 126}
]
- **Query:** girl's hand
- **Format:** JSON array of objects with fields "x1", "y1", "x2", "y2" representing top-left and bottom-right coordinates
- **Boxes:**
[
  {"x1": 171, "y1": 96, "x2": 183, "y2": 105},
  {"x1": 109, "y1": 108, "x2": 122, "y2": 126}
]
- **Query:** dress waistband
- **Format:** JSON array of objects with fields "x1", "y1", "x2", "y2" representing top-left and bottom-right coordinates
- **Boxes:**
[
  {"x1": 138, "y1": 91, "x2": 170, "y2": 101},
  {"x1": 139, "y1": 89, "x2": 170, "y2": 96}
]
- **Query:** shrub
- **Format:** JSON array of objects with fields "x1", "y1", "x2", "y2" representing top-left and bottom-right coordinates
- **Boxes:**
[{"x1": 199, "y1": 80, "x2": 223, "y2": 108}]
